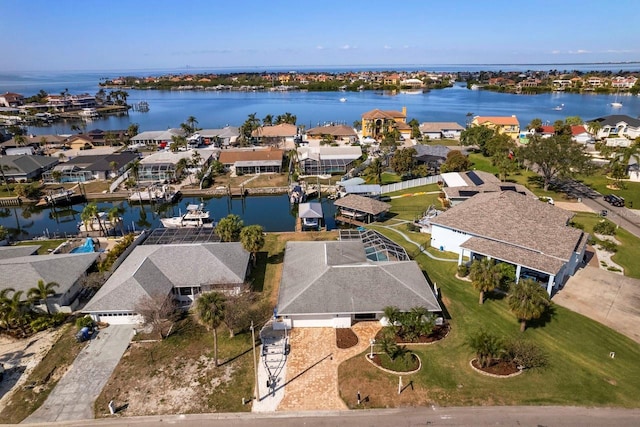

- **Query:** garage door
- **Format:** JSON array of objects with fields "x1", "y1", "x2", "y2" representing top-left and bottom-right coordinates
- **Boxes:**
[{"x1": 92, "y1": 312, "x2": 142, "y2": 325}]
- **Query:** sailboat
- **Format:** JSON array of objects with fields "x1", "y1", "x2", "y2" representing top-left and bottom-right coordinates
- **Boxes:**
[{"x1": 610, "y1": 94, "x2": 622, "y2": 108}]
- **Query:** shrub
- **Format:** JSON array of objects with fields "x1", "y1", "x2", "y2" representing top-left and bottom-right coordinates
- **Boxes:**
[
  {"x1": 407, "y1": 222, "x2": 420, "y2": 232},
  {"x1": 466, "y1": 329, "x2": 504, "y2": 368},
  {"x1": 75, "y1": 315, "x2": 95, "y2": 330},
  {"x1": 457, "y1": 264, "x2": 469, "y2": 277},
  {"x1": 599, "y1": 240, "x2": 618, "y2": 253},
  {"x1": 30, "y1": 317, "x2": 53, "y2": 332},
  {"x1": 503, "y1": 339, "x2": 548, "y2": 369},
  {"x1": 569, "y1": 220, "x2": 584, "y2": 230},
  {"x1": 593, "y1": 220, "x2": 616, "y2": 236}
]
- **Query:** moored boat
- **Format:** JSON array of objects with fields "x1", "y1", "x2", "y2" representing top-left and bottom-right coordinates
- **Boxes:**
[{"x1": 160, "y1": 203, "x2": 215, "y2": 228}]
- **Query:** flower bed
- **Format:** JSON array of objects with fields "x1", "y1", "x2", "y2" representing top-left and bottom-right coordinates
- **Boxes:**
[{"x1": 469, "y1": 358, "x2": 522, "y2": 378}]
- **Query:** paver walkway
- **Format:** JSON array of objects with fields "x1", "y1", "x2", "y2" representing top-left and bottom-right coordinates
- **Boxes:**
[
  {"x1": 23, "y1": 325, "x2": 134, "y2": 423},
  {"x1": 277, "y1": 322, "x2": 380, "y2": 411}
]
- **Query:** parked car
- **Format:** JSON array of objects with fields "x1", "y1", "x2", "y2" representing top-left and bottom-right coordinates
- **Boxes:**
[{"x1": 604, "y1": 194, "x2": 625, "y2": 207}]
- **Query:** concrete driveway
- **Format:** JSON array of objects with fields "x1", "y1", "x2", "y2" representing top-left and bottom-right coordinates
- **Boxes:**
[
  {"x1": 554, "y1": 266, "x2": 640, "y2": 344},
  {"x1": 23, "y1": 325, "x2": 134, "y2": 423}
]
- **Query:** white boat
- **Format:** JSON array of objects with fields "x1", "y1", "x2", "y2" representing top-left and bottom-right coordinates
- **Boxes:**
[
  {"x1": 339, "y1": 97, "x2": 347, "y2": 102},
  {"x1": 553, "y1": 103, "x2": 564, "y2": 110},
  {"x1": 128, "y1": 185, "x2": 181, "y2": 203},
  {"x1": 610, "y1": 102, "x2": 623, "y2": 108},
  {"x1": 160, "y1": 203, "x2": 215, "y2": 228},
  {"x1": 78, "y1": 108, "x2": 100, "y2": 118},
  {"x1": 37, "y1": 188, "x2": 75, "y2": 207}
]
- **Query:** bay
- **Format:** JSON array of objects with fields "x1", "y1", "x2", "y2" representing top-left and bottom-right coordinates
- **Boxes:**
[{"x1": 0, "y1": 195, "x2": 338, "y2": 239}]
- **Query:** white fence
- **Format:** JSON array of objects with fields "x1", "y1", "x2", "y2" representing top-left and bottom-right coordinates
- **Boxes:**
[
  {"x1": 109, "y1": 171, "x2": 130, "y2": 193},
  {"x1": 380, "y1": 175, "x2": 441, "y2": 194}
]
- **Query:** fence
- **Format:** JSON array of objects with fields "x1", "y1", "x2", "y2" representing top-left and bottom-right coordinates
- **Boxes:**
[
  {"x1": 109, "y1": 171, "x2": 130, "y2": 193},
  {"x1": 380, "y1": 175, "x2": 441, "y2": 194}
]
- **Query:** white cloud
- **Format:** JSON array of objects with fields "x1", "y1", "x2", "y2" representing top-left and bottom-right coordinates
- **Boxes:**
[
  {"x1": 316, "y1": 45, "x2": 325, "y2": 50},
  {"x1": 568, "y1": 49, "x2": 590, "y2": 54},
  {"x1": 551, "y1": 50, "x2": 561, "y2": 54},
  {"x1": 403, "y1": 45, "x2": 409, "y2": 49},
  {"x1": 384, "y1": 45, "x2": 392, "y2": 50},
  {"x1": 340, "y1": 44, "x2": 356, "y2": 50},
  {"x1": 606, "y1": 49, "x2": 634, "y2": 53}
]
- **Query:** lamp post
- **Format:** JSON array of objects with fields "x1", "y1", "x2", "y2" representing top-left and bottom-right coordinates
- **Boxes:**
[
  {"x1": 369, "y1": 338, "x2": 375, "y2": 359},
  {"x1": 250, "y1": 321, "x2": 259, "y2": 401}
]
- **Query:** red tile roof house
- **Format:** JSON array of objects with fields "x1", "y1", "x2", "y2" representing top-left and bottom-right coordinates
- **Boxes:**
[
  {"x1": 537, "y1": 125, "x2": 594, "y2": 144},
  {"x1": 429, "y1": 191, "x2": 588, "y2": 295}
]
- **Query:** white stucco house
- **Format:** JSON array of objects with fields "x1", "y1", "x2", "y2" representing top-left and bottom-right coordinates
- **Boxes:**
[
  {"x1": 429, "y1": 191, "x2": 588, "y2": 295},
  {"x1": 275, "y1": 234, "x2": 441, "y2": 329}
]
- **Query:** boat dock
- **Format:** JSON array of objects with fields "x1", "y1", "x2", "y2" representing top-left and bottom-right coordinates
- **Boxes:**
[{"x1": 334, "y1": 214, "x2": 366, "y2": 227}]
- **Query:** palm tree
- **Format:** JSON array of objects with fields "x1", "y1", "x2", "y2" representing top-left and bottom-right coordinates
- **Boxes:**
[
  {"x1": 0, "y1": 164, "x2": 17, "y2": 193},
  {"x1": 468, "y1": 258, "x2": 503, "y2": 305},
  {"x1": 109, "y1": 161, "x2": 119, "y2": 178},
  {"x1": 6, "y1": 290, "x2": 30, "y2": 334},
  {"x1": 129, "y1": 159, "x2": 140, "y2": 184},
  {"x1": 215, "y1": 214, "x2": 244, "y2": 242},
  {"x1": 507, "y1": 279, "x2": 551, "y2": 332},
  {"x1": 586, "y1": 120, "x2": 602, "y2": 140},
  {"x1": 186, "y1": 116, "x2": 199, "y2": 134},
  {"x1": 81, "y1": 202, "x2": 107, "y2": 236},
  {"x1": 466, "y1": 329, "x2": 504, "y2": 368},
  {"x1": 108, "y1": 206, "x2": 125, "y2": 236},
  {"x1": 127, "y1": 123, "x2": 140, "y2": 139},
  {"x1": 0, "y1": 287, "x2": 16, "y2": 329},
  {"x1": 262, "y1": 114, "x2": 273, "y2": 126},
  {"x1": 193, "y1": 292, "x2": 226, "y2": 367},
  {"x1": 240, "y1": 225, "x2": 265, "y2": 267},
  {"x1": 191, "y1": 150, "x2": 202, "y2": 169},
  {"x1": 363, "y1": 158, "x2": 384, "y2": 185},
  {"x1": 382, "y1": 305, "x2": 401, "y2": 327},
  {"x1": 170, "y1": 135, "x2": 187, "y2": 152},
  {"x1": 28, "y1": 279, "x2": 59, "y2": 314}
]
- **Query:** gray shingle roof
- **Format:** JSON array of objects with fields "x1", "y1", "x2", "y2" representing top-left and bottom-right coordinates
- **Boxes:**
[
  {"x1": 0, "y1": 252, "x2": 99, "y2": 297},
  {"x1": 0, "y1": 155, "x2": 57, "y2": 176},
  {"x1": 333, "y1": 194, "x2": 391, "y2": 215},
  {"x1": 277, "y1": 241, "x2": 441, "y2": 316},
  {"x1": 592, "y1": 114, "x2": 640, "y2": 128},
  {"x1": 83, "y1": 243, "x2": 250, "y2": 312},
  {"x1": 0, "y1": 245, "x2": 40, "y2": 260},
  {"x1": 298, "y1": 202, "x2": 323, "y2": 219},
  {"x1": 430, "y1": 191, "x2": 584, "y2": 262}
]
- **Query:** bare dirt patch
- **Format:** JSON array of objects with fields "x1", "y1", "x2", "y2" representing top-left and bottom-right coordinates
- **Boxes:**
[{"x1": 336, "y1": 328, "x2": 359, "y2": 349}]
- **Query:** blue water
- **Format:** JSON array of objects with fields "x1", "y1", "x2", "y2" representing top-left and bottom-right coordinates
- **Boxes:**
[{"x1": 0, "y1": 195, "x2": 338, "y2": 239}]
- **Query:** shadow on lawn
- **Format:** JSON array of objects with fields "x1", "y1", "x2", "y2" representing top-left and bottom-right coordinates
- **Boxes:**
[{"x1": 526, "y1": 304, "x2": 557, "y2": 330}]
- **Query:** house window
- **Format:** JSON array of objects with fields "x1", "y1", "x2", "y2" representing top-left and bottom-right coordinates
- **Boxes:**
[{"x1": 179, "y1": 287, "x2": 192, "y2": 296}]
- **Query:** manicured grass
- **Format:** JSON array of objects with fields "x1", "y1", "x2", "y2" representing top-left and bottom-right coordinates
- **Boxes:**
[
  {"x1": 339, "y1": 220, "x2": 640, "y2": 408},
  {"x1": 381, "y1": 184, "x2": 442, "y2": 222},
  {"x1": 571, "y1": 212, "x2": 640, "y2": 279},
  {"x1": 0, "y1": 325, "x2": 83, "y2": 424},
  {"x1": 15, "y1": 239, "x2": 66, "y2": 254},
  {"x1": 381, "y1": 172, "x2": 401, "y2": 184}
]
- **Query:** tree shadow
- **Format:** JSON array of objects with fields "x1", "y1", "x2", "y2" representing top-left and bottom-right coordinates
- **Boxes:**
[
  {"x1": 526, "y1": 304, "x2": 557, "y2": 330},
  {"x1": 248, "y1": 251, "x2": 268, "y2": 292},
  {"x1": 219, "y1": 346, "x2": 253, "y2": 367},
  {"x1": 267, "y1": 250, "x2": 284, "y2": 265}
]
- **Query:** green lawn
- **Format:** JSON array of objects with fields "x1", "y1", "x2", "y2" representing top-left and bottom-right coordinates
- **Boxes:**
[
  {"x1": 571, "y1": 212, "x2": 640, "y2": 278},
  {"x1": 15, "y1": 239, "x2": 66, "y2": 254},
  {"x1": 381, "y1": 172, "x2": 401, "y2": 184},
  {"x1": 340, "y1": 239, "x2": 640, "y2": 407},
  {"x1": 575, "y1": 174, "x2": 640, "y2": 208}
]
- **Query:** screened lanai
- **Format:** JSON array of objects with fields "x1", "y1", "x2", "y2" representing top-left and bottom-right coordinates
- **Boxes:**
[{"x1": 339, "y1": 228, "x2": 409, "y2": 262}]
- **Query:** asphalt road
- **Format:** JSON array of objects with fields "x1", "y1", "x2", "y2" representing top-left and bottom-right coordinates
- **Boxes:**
[
  {"x1": 555, "y1": 178, "x2": 640, "y2": 239},
  {"x1": 14, "y1": 406, "x2": 640, "y2": 427}
]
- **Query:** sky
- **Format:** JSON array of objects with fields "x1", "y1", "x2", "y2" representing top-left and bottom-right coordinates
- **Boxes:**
[{"x1": 1, "y1": 0, "x2": 639, "y2": 72}]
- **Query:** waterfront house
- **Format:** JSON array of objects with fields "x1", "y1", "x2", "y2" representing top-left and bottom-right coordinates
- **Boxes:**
[
  {"x1": 429, "y1": 191, "x2": 588, "y2": 295},
  {"x1": 198, "y1": 126, "x2": 240, "y2": 147},
  {"x1": 304, "y1": 125, "x2": 358, "y2": 145},
  {"x1": 275, "y1": 235, "x2": 441, "y2": 328},
  {"x1": 418, "y1": 122, "x2": 465, "y2": 140},
  {"x1": 251, "y1": 123, "x2": 298, "y2": 148},
  {"x1": 0, "y1": 155, "x2": 58, "y2": 182},
  {"x1": 297, "y1": 145, "x2": 362, "y2": 175},
  {"x1": 537, "y1": 125, "x2": 594, "y2": 144},
  {"x1": 471, "y1": 115, "x2": 520, "y2": 140},
  {"x1": 412, "y1": 144, "x2": 453, "y2": 171},
  {"x1": 83, "y1": 242, "x2": 250, "y2": 324},
  {"x1": 138, "y1": 148, "x2": 215, "y2": 182},
  {"x1": 218, "y1": 146, "x2": 284, "y2": 175},
  {"x1": 0, "y1": 245, "x2": 99, "y2": 313},
  {"x1": 129, "y1": 128, "x2": 187, "y2": 148},
  {"x1": 361, "y1": 107, "x2": 408, "y2": 140},
  {"x1": 590, "y1": 115, "x2": 640, "y2": 140},
  {"x1": 0, "y1": 92, "x2": 25, "y2": 108},
  {"x1": 440, "y1": 170, "x2": 533, "y2": 206},
  {"x1": 44, "y1": 152, "x2": 139, "y2": 182}
]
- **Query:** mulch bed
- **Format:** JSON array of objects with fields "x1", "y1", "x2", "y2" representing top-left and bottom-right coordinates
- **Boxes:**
[
  {"x1": 374, "y1": 323, "x2": 450, "y2": 344},
  {"x1": 471, "y1": 359, "x2": 520, "y2": 376},
  {"x1": 336, "y1": 328, "x2": 359, "y2": 349}
]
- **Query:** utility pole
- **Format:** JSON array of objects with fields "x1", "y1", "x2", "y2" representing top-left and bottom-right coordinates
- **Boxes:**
[{"x1": 250, "y1": 321, "x2": 260, "y2": 401}]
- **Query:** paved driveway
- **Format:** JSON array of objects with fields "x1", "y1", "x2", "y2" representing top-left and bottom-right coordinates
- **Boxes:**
[
  {"x1": 554, "y1": 266, "x2": 640, "y2": 344},
  {"x1": 23, "y1": 325, "x2": 134, "y2": 423}
]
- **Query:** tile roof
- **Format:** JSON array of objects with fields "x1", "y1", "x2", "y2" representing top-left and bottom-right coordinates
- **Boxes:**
[
  {"x1": 475, "y1": 116, "x2": 519, "y2": 126},
  {"x1": 252, "y1": 123, "x2": 298, "y2": 138},
  {"x1": 430, "y1": 191, "x2": 583, "y2": 262},
  {"x1": 218, "y1": 147, "x2": 284, "y2": 164},
  {"x1": 361, "y1": 108, "x2": 406, "y2": 120},
  {"x1": 333, "y1": 194, "x2": 391, "y2": 215},
  {"x1": 306, "y1": 125, "x2": 357, "y2": 137},
  {"x1": 277, "y1": 241, "x2": 441, "y2": 315},
  {"x1": 84, "y1": 243, "x2": 250, "y2": 312}
]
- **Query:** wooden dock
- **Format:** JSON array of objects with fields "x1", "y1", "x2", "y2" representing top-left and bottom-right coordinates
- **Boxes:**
[
  {"x1": 0, "y1": 197, "x2": 21, "y2": 207},
  {"x1": 334, "y1": 215, "x2": 366, "y2": 227}
]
